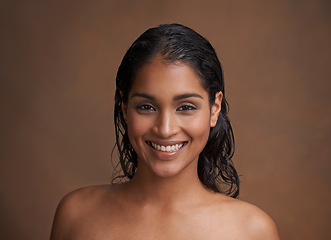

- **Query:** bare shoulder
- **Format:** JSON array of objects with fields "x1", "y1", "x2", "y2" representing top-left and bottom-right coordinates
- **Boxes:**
[
  {"x1": 213, "y1": 195, "x2": 280, "y2": 240},
  {"x1": 234, "y1": 199, "x2": 279, "y2": 240},
  {"x1": 50, "y1": 184, "x2": 117, "y2": 240},
  {"x1": 55, "y1": 185, "x2": 115, "y2": 216}
]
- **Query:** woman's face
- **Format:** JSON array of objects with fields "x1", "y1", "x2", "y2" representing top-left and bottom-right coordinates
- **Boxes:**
[{"x1": 123, "y1": 58, "x2": 222, "y2": 178}]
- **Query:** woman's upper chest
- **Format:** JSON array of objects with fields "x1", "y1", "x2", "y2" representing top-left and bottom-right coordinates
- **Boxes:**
[{"x1": 70, "y1": 201, "x2": 243, "y2": 240}]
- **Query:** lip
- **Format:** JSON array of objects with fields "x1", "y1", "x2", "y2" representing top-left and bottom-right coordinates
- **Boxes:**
[{"x1": 145, "y1": 140, "x2": 188, "y2": 160}]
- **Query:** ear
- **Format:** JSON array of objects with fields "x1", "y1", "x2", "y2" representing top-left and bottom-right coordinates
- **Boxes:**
[
  {"x1": 210, "y1": 91, "x2": 223, "y2": 127},
  {"x1": 120, "y1": 91, "x2": 127, "y2": 122},
  {"x1": 122, "y1": 102, "x2": 127, "y2": 122}
]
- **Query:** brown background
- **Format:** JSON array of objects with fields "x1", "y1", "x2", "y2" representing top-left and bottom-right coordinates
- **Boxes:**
[{"x1": 1, "y1": 0, "x2": 330, "y2": 239}]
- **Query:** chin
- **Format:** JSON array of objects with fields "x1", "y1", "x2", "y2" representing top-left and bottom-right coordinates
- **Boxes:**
[{"x1": 147, "y1": 160, "x2": 195, "y2": 179}]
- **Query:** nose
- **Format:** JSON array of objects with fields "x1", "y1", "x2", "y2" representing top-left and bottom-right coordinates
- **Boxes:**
[{"x1": 153, "y1": 110, "x2": 179, "y2": 138}]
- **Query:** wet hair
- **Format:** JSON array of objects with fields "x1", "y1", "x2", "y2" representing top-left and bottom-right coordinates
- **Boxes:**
[{"x1": 113, "y1": 23, "x2": 239, "y2": 198}]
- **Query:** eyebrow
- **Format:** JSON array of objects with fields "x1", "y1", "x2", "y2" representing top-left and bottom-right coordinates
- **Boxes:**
[
  {"x1": 131, "y1": 93, "x2": 155, "y2": 100},
  {"x1": 173, "y1": 93, "x2": 203, "y2": 101},
  {"x1": 130, "y1": 92, "x2": 203, "y2": 101}
]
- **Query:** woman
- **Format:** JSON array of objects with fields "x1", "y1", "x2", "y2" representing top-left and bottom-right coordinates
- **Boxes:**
[{"x1": 50, "y1": 23, "x2": 279, "y2": 239}]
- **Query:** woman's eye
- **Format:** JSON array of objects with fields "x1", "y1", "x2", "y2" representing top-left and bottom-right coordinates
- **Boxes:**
[
  {"x1": 136, "y1": 104, "x2": 155, "y2": 111},
  {"x1": 177, "y1": 105, "x2": 197, "y2": 111}
]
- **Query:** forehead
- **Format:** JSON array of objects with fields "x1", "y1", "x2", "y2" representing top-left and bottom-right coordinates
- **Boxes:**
[{"x1": 130, "y1": 58, "x2": 207, "y2": 98}]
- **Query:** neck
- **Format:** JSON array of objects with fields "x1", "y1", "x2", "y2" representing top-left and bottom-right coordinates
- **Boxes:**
[{"x1": 123, "y1": 162, "x2": 211, "y2": 207}]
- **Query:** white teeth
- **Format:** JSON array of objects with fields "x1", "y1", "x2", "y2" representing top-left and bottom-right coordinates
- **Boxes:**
[{"x1": 150, "y1": 142, "x2": 184, "y2": 152}]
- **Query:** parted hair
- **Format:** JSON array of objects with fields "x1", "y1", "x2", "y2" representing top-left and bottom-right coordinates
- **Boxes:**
[{"x1": 113, "y1": 23, "x2": 239, "y2": 198}]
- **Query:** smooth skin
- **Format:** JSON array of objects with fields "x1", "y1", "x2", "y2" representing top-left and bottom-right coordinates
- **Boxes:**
[{"x1": 50, "y1": 58, "x2": 279, "y2": 240}]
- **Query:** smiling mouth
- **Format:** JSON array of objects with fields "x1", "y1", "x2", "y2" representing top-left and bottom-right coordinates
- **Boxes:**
[{"x1": 146, "y1": 141, "x2": 187, "y2": 153}]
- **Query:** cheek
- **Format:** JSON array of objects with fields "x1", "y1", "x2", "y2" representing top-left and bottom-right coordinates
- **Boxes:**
[
  {"x1": 182, "y1": 111, "x2": 211, "y2": 140},
  {"x1": 126, "y1": 112, "x2": 151, "y2": 145}
]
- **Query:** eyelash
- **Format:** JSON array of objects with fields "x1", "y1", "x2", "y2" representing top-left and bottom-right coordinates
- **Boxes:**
[
  {"x1": 177, "y1": 104, "x2": 197, "y2": 111},
  {"x1": 136, "y1": 104, "x2": 197, "y2": 112},
  {"x1": 136, "y1": 104, "x2": 156, "y2": 111}
]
